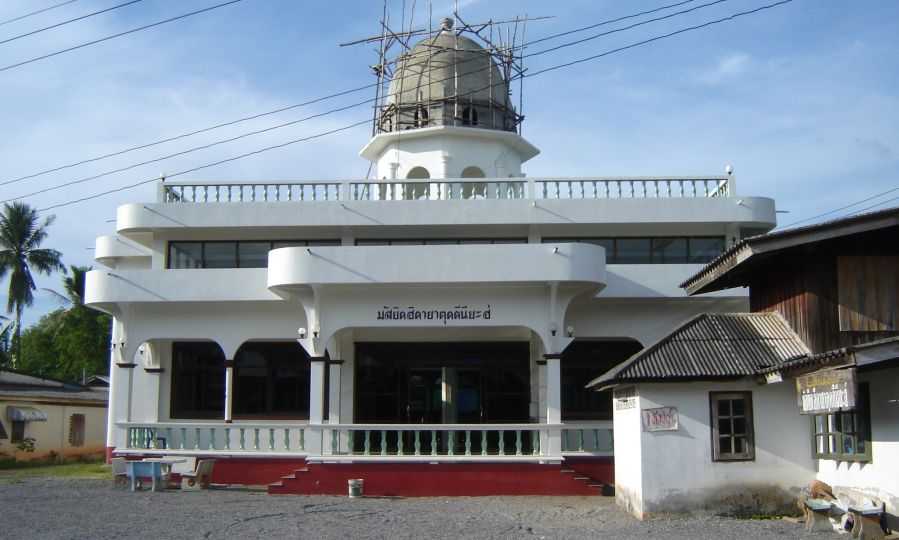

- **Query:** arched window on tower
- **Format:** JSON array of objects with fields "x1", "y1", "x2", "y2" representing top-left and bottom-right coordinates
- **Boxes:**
[
  {"x1": 414, "y1": 106, "x2": 429, "y2": 128},
  {"x1": 462, "y1": 107, "x2": 478, "y2": 126},
  {"x1": 460, "y1": 166, "x2": 486, "y2": 199},
  {"x1": 405, "y1": 166, "x2": 430, "y2": 200}
]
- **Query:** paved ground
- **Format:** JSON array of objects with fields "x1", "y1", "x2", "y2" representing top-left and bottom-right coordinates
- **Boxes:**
[{"x1": 1, "y1": 477, "x2": 846, "y2": 539}]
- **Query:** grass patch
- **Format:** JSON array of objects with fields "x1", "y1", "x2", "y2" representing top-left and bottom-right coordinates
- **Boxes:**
[{"x1": 0, "y1": 458, "x2": 109, "y2": 482}]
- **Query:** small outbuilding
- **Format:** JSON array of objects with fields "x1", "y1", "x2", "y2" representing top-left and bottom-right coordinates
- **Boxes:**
[{"x1": 0, "y1": 369, "x2": 108, "y2": 461}]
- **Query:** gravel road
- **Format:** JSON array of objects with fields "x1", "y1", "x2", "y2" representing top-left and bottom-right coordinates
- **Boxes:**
[{"x1": 1, "y1": 477, "x2": 844, "y2": 539}]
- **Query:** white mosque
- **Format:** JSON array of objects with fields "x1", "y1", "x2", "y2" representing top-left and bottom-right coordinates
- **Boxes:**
[{"x1": 85, "y1": 17, "x2": 776, "y2": 495}]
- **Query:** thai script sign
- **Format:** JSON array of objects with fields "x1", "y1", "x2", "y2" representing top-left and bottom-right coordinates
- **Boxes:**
[
  {"x1": 376, "y1": 305, "x2": 491, "y2": 325},
  {"x1": 641, "y1": 407, "x2": 678, "y2": 432},
  {"x1": 796, "y1": 369, "x2": 856, "y2": 415},
  {"x1": 614, "y1": 385, "x2": 636, "y2": 410}
]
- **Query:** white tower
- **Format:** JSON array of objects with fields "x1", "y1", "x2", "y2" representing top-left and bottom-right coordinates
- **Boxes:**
[{"x1": 359, "y1": 18, "x2": 539, "y2": 184}]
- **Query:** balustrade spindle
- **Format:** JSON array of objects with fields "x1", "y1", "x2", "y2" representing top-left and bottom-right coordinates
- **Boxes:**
[
  {"x1": 299, "y1": 428, "x2": 305, "y2": 451},
  {"x1": 447, "y1": 431, "x2": 455, "y2": 456},
  {"x1": 224, "y1": 428, "x2": 231, "y2": 451},
  {"x1": 414, "y1": 431, "x2": 421, "y2": 456},
  {"x1": 397, "y1": 431, "x2": 404, "y2": 456},
  {"x1": 578, "y1": 430, "x2": 585, "y2": 452},
  {"x1": 515, "y1": 431, "x2": 523, "y2": 456},
  {"x1": 284, "y1": 429, "x2": 290, "y2": 451},
  {"x1": 210, "y1": 428, "x2": 216, "y2": 450},
  {"x1": 348, "y1": 431, "x2": 354, "y2": 454},
  {"x1": 498, "y1": 430, "x2": 506, "y2": 456},
  {"x1": 430, "y1": 430, "x2": 437, "y2": 456},
  {"x1": 269, "y1": 428, "x2": 275, "y2": 451},
  {"x1": 165, "y1": 428, "x2": 172, "y2": 450},
  {"x1": 332, "y1": 430, "x2": 339, "y2": 454},
  {"x1": 180, "y1": 428, "x2": 187, "y2": 450},
  {"x1": 363, "y1": 430, "x2": 371, "y2": 455},
  {"x1": 239, "y1": 428, "x2": 246, "y2": 450},
  {"x1": 464, "y1": 430, "x2": 472, "y2": 456},
  {"x1": 253, "y1": 428, "x2": 260, "y2": 451},
  {"x1": 532, "y1": 431, "x2": 539, "y2": 456},
  {"x1": 380, "y1": 430, "x2": 388, "y2": 456},
  {"x1": 592, "y1": 429, "x2": 600, "y2": 451},
  {"x1": 192, "y1": 428, "x2": 200, "y2": 450},
  {"x1": 481, "y1": 431, "x2": 488, "y2": 456}
]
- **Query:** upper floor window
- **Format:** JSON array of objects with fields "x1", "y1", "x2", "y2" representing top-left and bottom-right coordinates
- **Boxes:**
[
  {"x1": 543, "y1": 237, "x2": 725, "y2": 264},
  {"x1": 355, "y1": 238, "x2": 527, "y2": 246},
  {"x1": 168, "y1": 240, "x2": 340, "y2": 269}
]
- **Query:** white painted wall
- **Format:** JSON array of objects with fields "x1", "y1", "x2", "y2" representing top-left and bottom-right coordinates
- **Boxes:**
[
  {"x1": 617, "y1": 381, "x2": 815, "y2": 518},
  {"x1": 815, "y1": 368, "x2": 899, "y2": 528},
  {"x1": 613, "y1": 388, "x2": 644, "y2": 516}
]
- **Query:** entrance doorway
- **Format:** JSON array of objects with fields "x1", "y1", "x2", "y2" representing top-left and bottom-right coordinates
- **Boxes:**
[{"x1": 354, "y1": 342, "x2": 529, "y2": 425}]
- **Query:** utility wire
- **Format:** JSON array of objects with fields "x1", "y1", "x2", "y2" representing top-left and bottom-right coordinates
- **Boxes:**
[
  {"x1": 0, "y1": 0, "x2": 78, "y2": 27},
  {"x1": 0, "y1": 0, "x2": 244, "y2": 73},
  {"x1": 529, "y1": 0, "x2": 795, "y2": 78},
  {"x1": 529, "y1": 0, "x2": 730, "y2": 58},
  {"x1": 777, "y1": 186, "x2": 899, "y2": 229},
  {"x1": 0, "y1": 0, "x2": 143, "y2": 46},
  {"x1": 2, "y1": 0, "x2": 728, "y2": 187},
  {"x1": 38, "y1": 120, "x2": 372, "y2": 212},
  {"x1": 30, "y1": 0, "x2": 795, "y2": 212},
  {"x1": 528, "y1": 0, "x2": 699, "y2": 45}
]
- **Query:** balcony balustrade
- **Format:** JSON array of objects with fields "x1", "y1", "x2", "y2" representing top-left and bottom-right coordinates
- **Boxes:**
[
  {"x1": 159, "y1": 176, "x2": 731, "y2": 203},
  {"x1": 120, "y1": 421, "x2": 612, "y2": 460}
]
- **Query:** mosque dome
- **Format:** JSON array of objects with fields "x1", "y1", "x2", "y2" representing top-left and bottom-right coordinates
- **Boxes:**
[{"x1": 378, "y1": 20, "x2": 518, "y2": 133}]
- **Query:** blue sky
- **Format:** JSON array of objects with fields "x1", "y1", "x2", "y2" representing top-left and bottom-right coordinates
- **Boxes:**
[{"x1": 1, "y1": 0, "x2": 897, "y2": 328}]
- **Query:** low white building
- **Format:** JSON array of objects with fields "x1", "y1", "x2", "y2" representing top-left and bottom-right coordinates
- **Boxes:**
[{"x1": 85, "y1": 19, "x2": 776, "y2": 494}]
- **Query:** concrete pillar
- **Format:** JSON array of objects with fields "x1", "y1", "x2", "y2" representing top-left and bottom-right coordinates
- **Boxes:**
[
  {"x1": 328, "y1": 360, "x2": 342, "y2": 423},
  {"x1": 307, "y1": 356, "x2": 328, "y2": 455},
  {"x1": 545, "y1": 354, "x2": 563, "y2": 457},
  {"x1": 104, "y1": 318, "x2": 122, "y2": 462},
  {"x1": 223, "y1": 360, "x2": 235, "y2": 422}
]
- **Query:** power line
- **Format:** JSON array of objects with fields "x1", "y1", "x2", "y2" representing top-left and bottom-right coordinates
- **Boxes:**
[
  {"x1": 528, "y1": 0, "x2": 699, "y2": 46},
  {"x1": 0, "y1": 0, "x2": 144, "y2": 46},
  {"x1": 38, "y1": 120, "x2": 372, "y2": 212},
  {"x1": 529, "y1": 0, "x2": 730, "y2": 58},
  {"x1": 0, "y1": 0, "x2": 245, "y2": 73},
  {"x1": 26, "y1": 0, "x2": 795, "y2": 211},
  {"x1": 2, "y1": 0, "x2": 728, "y2": 187},
  {"x1": 0, "y1": 0, "x2": 78, "y2": 27},
  {"x1": 528, "y1": 0, "x2": 796, "y2": 78},
  {"x1": 777, "y1": 186, "x2": 899, "y2": 229}
]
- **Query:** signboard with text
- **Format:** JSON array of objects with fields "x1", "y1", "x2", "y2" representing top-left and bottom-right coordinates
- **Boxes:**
[
  {"x1": 641, "y1": 407, "x2": 678, "y2": 432},
  {"x1": 796, "y1": 369, "x2": 856, "y2": 415}
]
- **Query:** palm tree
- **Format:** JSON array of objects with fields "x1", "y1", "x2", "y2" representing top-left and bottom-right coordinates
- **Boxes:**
[
  {"x1": 43, "y1": 265, "x2": 90, "y2": 306},
  {"x1": 0, "y1": 201, "x2": 65, "y2": 363}
]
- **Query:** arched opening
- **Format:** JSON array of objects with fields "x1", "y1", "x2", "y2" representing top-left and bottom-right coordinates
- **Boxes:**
[
  {"x1": 233, "y1": 341, "x2": 310, "y2": 419},
  {"x1": 404, "y1": 166, "x2": 430, "y2": 200},
  {"x1": 460, "y1": 166, "x2": 486, "y2": 199},
  {"x1": 170, "y1": 341, "x2": 226, "y2": 419},
  {"x1": 462, "y1": 107, "x2": 478, "y2": 126},
  {"x1": 406, "y1": 167, "x2": 430, "y2": 179},
  {"x1": 414, "y1": 106, "x2": 429, "y2": 128}
]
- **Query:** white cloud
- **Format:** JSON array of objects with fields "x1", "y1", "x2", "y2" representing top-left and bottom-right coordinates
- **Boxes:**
[{"x1": 698, "y1": 53, "x2": 750, "y2": 85}]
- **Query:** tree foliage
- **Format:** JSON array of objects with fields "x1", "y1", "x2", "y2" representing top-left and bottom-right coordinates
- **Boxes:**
[
  {"x1": 0, "y1": 202, "x2": 65, "y2": 361},
  {"x1": 16, "y1": 266, "x2": 111, "y2": 381}
]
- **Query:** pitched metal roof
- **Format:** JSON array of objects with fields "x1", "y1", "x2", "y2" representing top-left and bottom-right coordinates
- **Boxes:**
[
  {"x1": 681, "y1": 206, "x2": 899, "y2": 295},
  {"x1": 588, "y1": 312, "x2": 810, "y2": 388}
]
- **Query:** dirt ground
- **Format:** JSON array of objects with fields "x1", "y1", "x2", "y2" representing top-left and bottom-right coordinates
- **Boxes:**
[{"x1": 0, "y1": 477, "x2": 846, "y2": 539}]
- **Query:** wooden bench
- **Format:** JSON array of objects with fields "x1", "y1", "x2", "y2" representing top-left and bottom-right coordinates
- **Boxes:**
[
  {"x1": 181, "y1": 459, "x2": 216, "y2": 491},
  {"x1": 848, "y1": 503, "x2": 885, "y2": 540},
  {"x1": 805, "y1": 498, "x2": 834, "y2": 532}
]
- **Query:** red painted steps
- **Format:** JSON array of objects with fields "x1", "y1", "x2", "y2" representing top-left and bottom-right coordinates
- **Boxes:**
[
  {"x1": 560, "y1": 468, "x2": 613, "y2": 497},
  {"x1": 268, "y1": 462, "x2": 610, "y2": 497}
]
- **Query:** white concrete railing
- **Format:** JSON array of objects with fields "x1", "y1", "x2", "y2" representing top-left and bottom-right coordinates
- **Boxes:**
[
  {"x1": 119, "y1": 422, "x2": 613, "y2": 459},
  {"x1": 158, "y1": 176, "x2": 732, "y2": 203}
]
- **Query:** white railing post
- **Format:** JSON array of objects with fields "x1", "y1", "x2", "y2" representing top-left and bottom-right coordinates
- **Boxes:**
[{"x1": 545, "y1": 355, "x2": 562, "y2": 457}]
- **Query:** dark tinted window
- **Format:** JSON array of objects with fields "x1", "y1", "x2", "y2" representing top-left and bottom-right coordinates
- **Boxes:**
[{"x1": 171, "y1": 342, "x2": 226, "y2": 418}]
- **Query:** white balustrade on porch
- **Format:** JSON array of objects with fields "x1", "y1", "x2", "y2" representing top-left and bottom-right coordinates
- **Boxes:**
[
  {"x1": 159, "y1": 177, "x2": 731, "y2": 203},
  {"x1": 120, "y1": 422, "x2": 613, "y2": 459}
]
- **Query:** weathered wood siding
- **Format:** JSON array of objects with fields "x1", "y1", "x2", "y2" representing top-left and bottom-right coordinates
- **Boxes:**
[{"x1": 748, "y1": 228, "x2": 899, "y2": 354}]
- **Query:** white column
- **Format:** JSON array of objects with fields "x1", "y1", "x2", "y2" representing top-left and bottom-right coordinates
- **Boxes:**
[
  {"x1": 104, "y1": 318, "x2": 122, "y2": 461},
  {"x1": 328, "y1": 361, "x2": 342, "y2": 423},
  {"x1": 307, "y1": 357, "x2": 327, "y2": 455},
  {"x1": 545, "y1": 354, "x2": 562, "y2": 457},
  {"x1": 224, "y1": 360, "x2": 235, "y2": 422}
]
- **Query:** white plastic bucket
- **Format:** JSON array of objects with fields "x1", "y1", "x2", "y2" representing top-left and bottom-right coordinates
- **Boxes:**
[{"x1": 348, "y1": 478, "x2": 364, "y2": 498}]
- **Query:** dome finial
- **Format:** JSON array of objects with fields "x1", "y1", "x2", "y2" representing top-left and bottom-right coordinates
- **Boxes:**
[{"x1": 440, "y1": 17, "x2": 454, "y2": 31}]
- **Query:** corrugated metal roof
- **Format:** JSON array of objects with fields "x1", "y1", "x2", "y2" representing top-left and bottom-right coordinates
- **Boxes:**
[{"x1": 588, "y1": 312, "x2": 810, "y2": 387}]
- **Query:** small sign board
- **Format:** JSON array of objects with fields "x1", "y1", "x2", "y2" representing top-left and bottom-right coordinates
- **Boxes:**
[
  {"x1": 614, "y1": 385, "x2": 636, "y2": 410},
  {"x1": 641, "y1": 407, "x2": 678, "y2": 432},
  {"x1": 796, "y1": 369, "x2": 856, "y2": 415}
]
